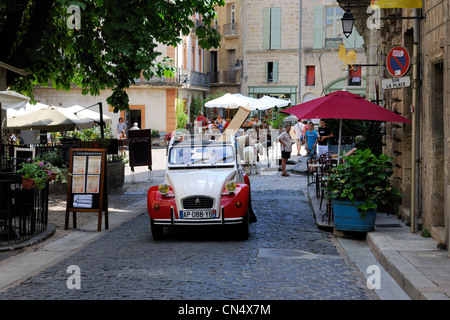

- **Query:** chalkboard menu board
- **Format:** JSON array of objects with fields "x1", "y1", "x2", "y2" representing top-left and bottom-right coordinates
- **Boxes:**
[
  {"x1": 128, "y1": 129, "x2": 152, "y2": 172},
  {"x1": 65, "y1": 148, "x2": 108, "y2": 231}
]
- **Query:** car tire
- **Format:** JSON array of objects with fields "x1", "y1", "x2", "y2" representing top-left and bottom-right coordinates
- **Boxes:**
[
  {"x1": 235, "y1": 210, "x2": 249, "y2": 240},
  {"x1": 150, "y1": 218, "x2": 164, "y2": 240}
]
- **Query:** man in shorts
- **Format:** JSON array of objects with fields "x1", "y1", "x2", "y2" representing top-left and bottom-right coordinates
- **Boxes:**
[
  {"x1": 304, "y1": 121, "x2": 319, "y2": 164},
  {"x1": 277, "y1": 124, "x2": 294, "y2": 177}
]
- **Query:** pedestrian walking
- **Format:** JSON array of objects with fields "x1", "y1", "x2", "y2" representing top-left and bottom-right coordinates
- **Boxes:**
[
  {"x1": 277, "y1": 124, "x2": 294, "y2": 177},
  {"x1": 304, "y1": 121, "x2": 319, "y2": 168},
  {"x1": 318, "y1": 119, "x2": 333, "y2": 156},
  {"x1": 117, "y1": 117, "x2": 127, "y2": 139},
  {"x1": 293, "y1": 119, "x2": 304, "y2": 156}
]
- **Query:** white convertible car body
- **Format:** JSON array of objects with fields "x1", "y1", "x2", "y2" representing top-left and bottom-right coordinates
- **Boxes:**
[{"x1": 147, "y1": 133, "x2": 255, "y2": 240}]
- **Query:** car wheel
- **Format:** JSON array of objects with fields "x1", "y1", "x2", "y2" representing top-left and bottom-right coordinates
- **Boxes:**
[
  {"x1": 235, "y1": 210, "x2": 249, "y2": 240},
  {"x1": 150, "y1": 218, "x2": 164, "y2": 240}
]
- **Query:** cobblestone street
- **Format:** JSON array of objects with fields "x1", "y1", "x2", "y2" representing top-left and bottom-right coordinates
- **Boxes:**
[{"x1": 0, "y1": 148, "x2": 376, "y2": 300}]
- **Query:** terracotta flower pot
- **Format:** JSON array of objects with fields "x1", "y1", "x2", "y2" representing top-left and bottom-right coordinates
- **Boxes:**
[
  {"x1": 22, "y1": 177, "x2": 36, "y2": 190},
  {"x1": 47, "y1": 172, "x2": 58, "y2": 182}
]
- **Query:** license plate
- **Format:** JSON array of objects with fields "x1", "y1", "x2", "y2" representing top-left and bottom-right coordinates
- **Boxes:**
[{"x1": 180, "y1": 210, "x2": 216, "y2": 219}]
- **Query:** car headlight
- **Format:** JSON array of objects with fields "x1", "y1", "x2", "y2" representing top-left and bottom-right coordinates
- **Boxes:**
[
  {"x1": 158, "y1": 184, "x2": 169, "y2": 195},
  {"x1": 225, "y1": 181, "x2": 237, "y2": 193}
]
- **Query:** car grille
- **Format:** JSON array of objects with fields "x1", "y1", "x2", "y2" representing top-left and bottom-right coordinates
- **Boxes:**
[{"x1": 182, "y1": 196, "x2": 214, "y2": 209}]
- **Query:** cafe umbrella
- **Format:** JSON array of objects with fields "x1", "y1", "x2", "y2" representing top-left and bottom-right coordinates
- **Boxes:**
[
  {"x1": 280, "y1": 90, "x2": 412, "y2": 160},
  {"x1": 6, "y1": 105, "x2": 93, "y2": 132},
  {"x1": 204, "y1": 93, "x2": 259, "y2": 120}
]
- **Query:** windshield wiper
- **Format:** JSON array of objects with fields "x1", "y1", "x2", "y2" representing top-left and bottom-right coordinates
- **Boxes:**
[
  {"x1": 210, "y1": 155, "x2": 233, "y2": 165},
  {"x1": 187, "y1": 158, "x2": 204, "y2": 166}
]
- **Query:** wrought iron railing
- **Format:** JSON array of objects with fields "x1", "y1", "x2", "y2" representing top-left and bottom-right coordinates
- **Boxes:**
[
  {"x1": 208, "y1": 72, "x2": 220, "y2": 84},
  {"x1": 223, "y1": 23, "x2": 238, "y2": 36},
  {"x1": 0, "y1": 172, "x2": 48, "y2": 246},
  {"x1": 224, "y1": 70, "x2": 239, "y2": 83},
  {"x1": 138, "y1": 68, "x2": 210, "y2": 89}
]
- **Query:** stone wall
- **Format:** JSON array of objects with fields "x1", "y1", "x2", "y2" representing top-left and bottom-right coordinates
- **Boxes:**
[{"x1": 419, "y1": 1, "x2": 448, "y2": 233}]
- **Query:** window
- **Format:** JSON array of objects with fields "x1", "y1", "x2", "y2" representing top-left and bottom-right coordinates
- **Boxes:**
[
  {"x1": 313, "y1": 6, "x2": 364, "y2": 49},
  {"x1": 231, "y1": 4, "x2": 235, "y2": 32},
  {"x1": 266, "y1": 62, "x2": 278, "y2": 83},
  {"x1": 214, "y1": 16, "x2": 219, "y2": 31},
  {"x1": 192, "y1": 45, "x2": 195, "y2": 71},
  {"x1": 348, "y1": 65, "x2": 361, "y2": 86},
  {"x1": 306, "y1": 66, "x2": 315, "y2": 86},
  {"x1": 325, "y1": 6, "x2": 344, "y2": 48},
  {"x1": 263, "y1": 8, "x2": 281, "y2": 50}
]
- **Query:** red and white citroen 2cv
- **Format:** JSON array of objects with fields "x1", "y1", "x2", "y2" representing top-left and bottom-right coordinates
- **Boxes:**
[{"x1": 147, "y1": 133, "x2": 256, "y2": 240}]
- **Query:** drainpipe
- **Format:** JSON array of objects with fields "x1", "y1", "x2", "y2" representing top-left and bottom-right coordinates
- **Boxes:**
[
  {"x1": 298, "y1": 0, "x2": 302, "y2": 105},
  {"x1": 411, "y1": 8, "x2": 420, "y2": 233}
]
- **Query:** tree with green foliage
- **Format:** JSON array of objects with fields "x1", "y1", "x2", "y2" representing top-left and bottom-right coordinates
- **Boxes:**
[
  {"x1": 0, "y1": 0, "x2": 224, "y2": 112},
  {"x1": 176, "y1": 98, "x2": 189, "y2": 130}
]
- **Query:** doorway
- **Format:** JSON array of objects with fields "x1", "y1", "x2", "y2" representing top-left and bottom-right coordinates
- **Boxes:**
[{"x1": 120, "y1": 105, "x2": 145, "y2": 136}]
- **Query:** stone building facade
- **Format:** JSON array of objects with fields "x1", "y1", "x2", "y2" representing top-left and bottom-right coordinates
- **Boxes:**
[
  {"x1": 337, "y1": 0, "x2": 450, "y2": 250},
  {"x1": 238, "y1": 0, "x2": 366, "y2": 105},
  {"x1": 206, "y1": 0, "x2": 244, "y2": 96}
]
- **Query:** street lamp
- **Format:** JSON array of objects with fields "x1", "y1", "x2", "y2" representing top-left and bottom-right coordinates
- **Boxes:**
[{"x1": 341, "y1": 8, "x2": 355, "y2": 38}]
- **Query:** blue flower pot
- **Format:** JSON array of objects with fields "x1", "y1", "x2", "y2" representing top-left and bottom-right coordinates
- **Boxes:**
[{"x1": 333, "y1": 200, "x2": 377, "y2": 232}]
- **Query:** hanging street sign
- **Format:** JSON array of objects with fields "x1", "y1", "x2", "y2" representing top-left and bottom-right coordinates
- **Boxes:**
[
  {"x1": 371, "y1": 0, "x2": 422, "y2": 8},
  {"x1": 382, "y1": 76, "x2": 411, "y2": 89},
  {"x1": 386, "y1": 46, "x2": 411, "y2": 77}
]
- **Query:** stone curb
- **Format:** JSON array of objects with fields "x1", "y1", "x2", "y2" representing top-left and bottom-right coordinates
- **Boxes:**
[
  {"x1": 366, "y1": 232, "x2": 449, "y2": 300},
  {"x1": 0, "y1": 224, "x2": 56, "y2": 253}
]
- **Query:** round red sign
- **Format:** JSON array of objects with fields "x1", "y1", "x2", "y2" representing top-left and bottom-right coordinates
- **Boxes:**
[{"x1": 386, "y1": 46, "x2": 410, "y2": 77}]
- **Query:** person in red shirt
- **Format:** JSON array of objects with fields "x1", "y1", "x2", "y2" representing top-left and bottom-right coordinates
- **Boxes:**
[
  {"x1": 224, "y1": 118, "x2": 231, "y2": 130},
  {"x1": 195, "y1": 112, "x2": 206, "y2": 133},
  {"x1": 196, "y1": 112, "x2": 205, "y2": 125}
]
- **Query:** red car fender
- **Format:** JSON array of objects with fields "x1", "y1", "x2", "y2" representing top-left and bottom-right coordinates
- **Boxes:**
[
  {"x1": 220, "y1": 183, "x2": 250, "y2": 219},
  {"x1": 243, "y1": 172, "x2": 251, "y2": 188},
  {"x1": 242, "y1": 172, "x2": 254, "y2": 210},
  {"x1": 147, "y1": 186, "x2": 177, "y2": 220}
]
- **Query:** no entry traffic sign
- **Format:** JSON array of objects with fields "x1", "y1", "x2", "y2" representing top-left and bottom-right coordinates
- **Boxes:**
[{"x1": 386, "y1": 46, "x2": 410, "y2": 77}]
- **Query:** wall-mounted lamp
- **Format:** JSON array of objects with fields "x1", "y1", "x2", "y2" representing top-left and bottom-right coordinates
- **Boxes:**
[{"x1": 341, "y1": 8, "x2": 355, "y2": 38}]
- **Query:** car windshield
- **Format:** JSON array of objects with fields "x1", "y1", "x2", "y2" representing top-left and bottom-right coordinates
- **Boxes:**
[{"x1": 168, "y1": 145, "x2": 234, "y2": 166}]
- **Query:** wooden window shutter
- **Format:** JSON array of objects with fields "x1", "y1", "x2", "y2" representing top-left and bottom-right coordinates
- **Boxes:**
[
  {"x1": 270, "y1": 8, "x2": 281, "y2": 49},
  {"x1": 273, "y1": 61, "x2": 278, "y2": 83},
  {"x1": 313, "y1": 6, "x2": 324, "y2": 49},
  {"x1": 263, "y1": 8, "x2": 271, "y2": 50},
  {"x1": 306, "y1": 66, "x2": 315, "y2": 86}
]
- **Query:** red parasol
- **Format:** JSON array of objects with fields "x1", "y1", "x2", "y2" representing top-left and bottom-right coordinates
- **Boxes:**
[
  {"x1": 281, "y1": 90, "x2": 411, "y2": 123},
  {"x1": 281, "y1": 90, "x2": 411, "y2": 160}
]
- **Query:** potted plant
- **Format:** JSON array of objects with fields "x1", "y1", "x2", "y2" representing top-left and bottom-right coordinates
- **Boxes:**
[
  {"x1": 17, "y1": 158, "x2": 66, "y2": 189},
  {"x1": 151, "y1": 129, "x2": 160, "y2": 146},
  {"x1": 322, "y1": 149, "x2": 402, "y2": 232},
  {"x1": 40, "y1": 150, "x2": 64, "y2": 168}
]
